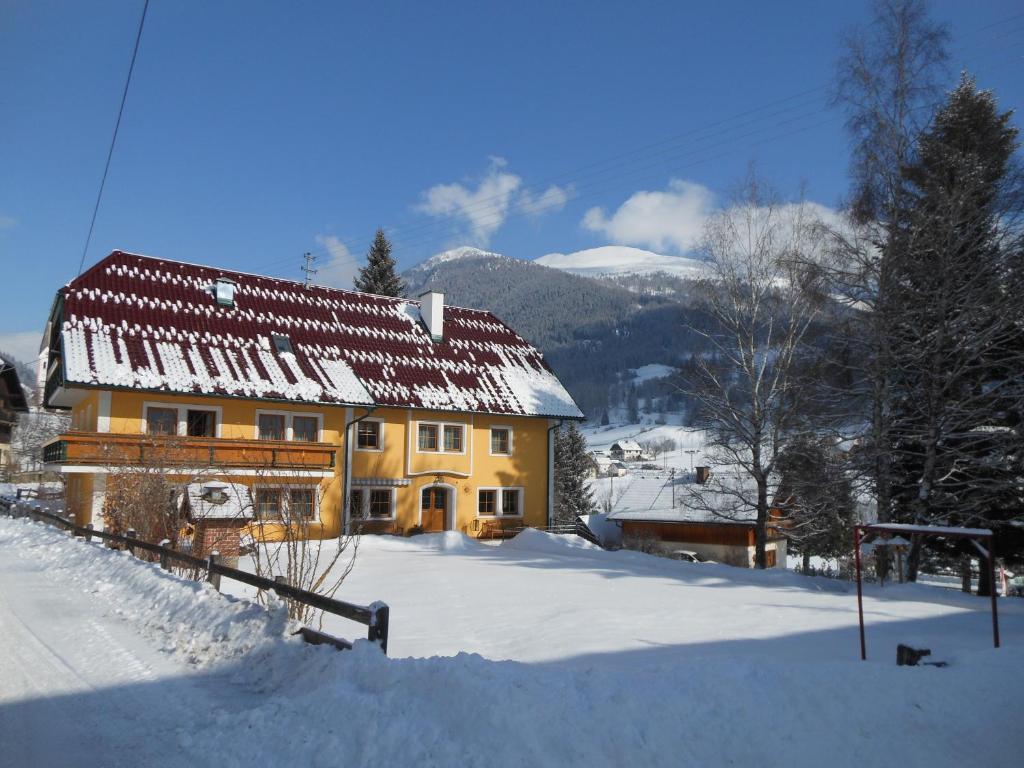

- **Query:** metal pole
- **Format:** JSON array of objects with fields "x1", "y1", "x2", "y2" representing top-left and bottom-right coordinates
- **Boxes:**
[
  {"x1": 990, "y1": 535, "x2": 1000, "y2": 649},
  {"x1": 854, "y1": 526, "x2": 866, "y2": 661}
]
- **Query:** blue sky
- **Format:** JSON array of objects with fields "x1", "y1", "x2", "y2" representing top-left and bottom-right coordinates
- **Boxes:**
[{"x1": 1, "y1": 0, "x2": 1022, "y2": 362}]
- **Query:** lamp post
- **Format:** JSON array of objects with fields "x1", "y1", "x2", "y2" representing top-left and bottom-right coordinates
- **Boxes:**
[{"x1": 685, "y1": 449, "x2": 697, "y2": 472}]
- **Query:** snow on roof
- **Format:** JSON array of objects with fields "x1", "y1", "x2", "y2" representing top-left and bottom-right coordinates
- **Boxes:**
[
  {"x1": 606, "y1": 470, "x2": 777, "y2": 525},
  {"x1": 52, "y1": 251, "x2": 583, "y2": 419},
  {"x1": 864, "y1": 523, "x2": 993, "y2": 538},
  {"x1": 612, "y1": 440, "x2": 642, "y2": 452},
  {"x1": 180, "y1": 481, "x2": 252, "y2": 520}
]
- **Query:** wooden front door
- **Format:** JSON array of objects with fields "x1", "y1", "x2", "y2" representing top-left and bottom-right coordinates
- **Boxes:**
[{"x1": 421, "y1": 487, "x2": 448, "y2": 532}]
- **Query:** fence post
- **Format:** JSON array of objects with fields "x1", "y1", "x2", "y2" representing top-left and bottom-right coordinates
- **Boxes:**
[
  {"x1": 158, "y1": 539, "x2": 172, "y2": 571},
  {"x1": 206, "y1": 551, "x2": 221, "y2": 591},
  {"x1": 126, "y1": 528, "x2": 137, "y2": 556},
  {"x1": 85, "y1": 523, "x2": 94, "y2": 542},
  {"x1": 367, "y1": 601, "x2": 390, "y2": 655}
]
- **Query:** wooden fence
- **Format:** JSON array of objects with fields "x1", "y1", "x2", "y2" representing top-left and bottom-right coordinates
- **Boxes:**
[{"x1": 0, "y1": 499, "x2": 389, "y2": 654}]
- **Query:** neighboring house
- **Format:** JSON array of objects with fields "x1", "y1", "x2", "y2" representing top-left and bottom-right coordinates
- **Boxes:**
[
  {"x1": 585, "y1": 452, "x2": 615, "y2": 478},
  {"x1": 41, "y1": 250, "x2": 583, "y2": 537},
  {"x1": 0, "y1": 356, "x2": 29, "y2": 476},
  {"x1": 610, "y1": 440, "x2": 642, "y2": 462},
  {"x1": 609, "y1": 461, "x2": 628, "y2": 477},
  {"x1": 606, "y1": 470, "x2": 787, "y2": 568}
]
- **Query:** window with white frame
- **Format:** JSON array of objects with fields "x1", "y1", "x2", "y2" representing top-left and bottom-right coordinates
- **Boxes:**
[
  {"x1": 254, "y1": 486, "x2": 318, "y2": 521},
  {"x1": 417, "y1": 421, "x2": 465, "y2": 453},
  {"x1": 349, "y1": 487, "x2": 395, "y2": 520},
  {"x1": 477, "y1": 487, "x2": 523, "y2": 517},
  {"x1": 144, "y1": 402, "x2": 220, "y2": 438},
  {"x1": 356, "y1": 419, "x2": 383, "y2": 450},
  {"x1": 255, "y1": 410, "x2": 322, "y2": 442},
  {"x1": 490, "y1": 427, "x2": 512, "y2": 455}
]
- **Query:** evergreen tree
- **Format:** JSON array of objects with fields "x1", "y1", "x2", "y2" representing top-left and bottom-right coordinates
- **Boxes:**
[
  {"x1": 885, "y1": 75, "x2": 1022, "y2": 589},
  {"x1": 775, "y1": 436, "x2": 857, "y2": 571},
  {"x1": 354, "y1": 229, "x2": 405, "y2": 297},
  {"x1": 553, "y1": 422, "x2": 596, "y2": 526}
]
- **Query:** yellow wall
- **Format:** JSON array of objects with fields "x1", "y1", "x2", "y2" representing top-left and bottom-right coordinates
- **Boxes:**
[
  {"x1": 351, "y1": 409, "x2": 549, "y2": 534},
  {"x1": 66, "y1": 390, "x2": 552, "y2": 538}
]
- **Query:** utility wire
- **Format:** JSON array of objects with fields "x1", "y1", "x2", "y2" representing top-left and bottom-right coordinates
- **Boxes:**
[
  {"x1": 76, "y1": 0, "x2": 150, "y2": 276},
  {"x1": 246, "y1": 16, "x2": 1024, "y2": 279}
]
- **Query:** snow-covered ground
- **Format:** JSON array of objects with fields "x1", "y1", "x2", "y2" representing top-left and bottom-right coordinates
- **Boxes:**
[
  {"x1": 2, "y1": 517, "x2": 1022, "y2": 767},
  {"x1": 536, "y1": 245, "x2": 706, "y2": 280}
]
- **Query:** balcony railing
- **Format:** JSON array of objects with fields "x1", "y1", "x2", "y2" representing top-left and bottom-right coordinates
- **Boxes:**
[{"x1": 43, "y1": 432, "x2": 337, "y2": 472}]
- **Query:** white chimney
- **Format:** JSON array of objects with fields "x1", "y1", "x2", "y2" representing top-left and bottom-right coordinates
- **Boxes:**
[{"x1": 419, "y1": 291, "x2": 444, "y2": 342}]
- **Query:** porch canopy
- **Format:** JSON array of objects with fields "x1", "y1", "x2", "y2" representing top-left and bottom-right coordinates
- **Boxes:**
[{"x1": 853, "y1": 523, "x2": 999, "y2": 661}]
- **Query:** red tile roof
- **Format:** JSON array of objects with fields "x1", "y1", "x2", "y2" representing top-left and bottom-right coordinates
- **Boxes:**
[{"x1": 52, "y1": 251, "x2": 583, "y2": 418}]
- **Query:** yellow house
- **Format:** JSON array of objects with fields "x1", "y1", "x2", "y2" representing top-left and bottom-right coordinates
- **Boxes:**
[{"x1": 42, "y1": 251, "x2": 583, "y2": 538}]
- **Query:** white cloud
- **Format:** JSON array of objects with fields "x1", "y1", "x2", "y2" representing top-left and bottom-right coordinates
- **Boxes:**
[
  {"x1": 0, "y1": 330, "x2": 44, "y2": 364},
  {"x1": 314, "y1": 235, "x2": 358, "y2": 289},
  {"x1": 417, "y1": 158, "x2": 569, "y2": 245},
  {"x1": 519, "y1": 184, "x2": 571, "y2": 217},
  {"x1": 582, "y1": 179, "x2": 717, "y2": 254},
  {"x1": 0, "y1": 215, "x2": 16, "y2": 230}
]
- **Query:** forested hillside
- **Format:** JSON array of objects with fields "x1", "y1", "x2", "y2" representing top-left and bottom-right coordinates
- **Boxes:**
[{"x1": 403, "y1": 249, "x2": 711, "y2": 418}]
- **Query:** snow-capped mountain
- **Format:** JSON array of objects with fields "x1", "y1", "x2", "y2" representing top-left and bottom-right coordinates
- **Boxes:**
[
  {"x1": 406, "y1": 246, "x2": 506, "y2": 274},
  {"x1": 535, "y1": 246, "x2": 705, "y2": 280}
]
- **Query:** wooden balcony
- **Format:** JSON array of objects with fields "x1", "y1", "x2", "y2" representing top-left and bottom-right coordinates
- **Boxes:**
[{"x1": 43, "y1": 432, "x2": 337, "y2": 473}]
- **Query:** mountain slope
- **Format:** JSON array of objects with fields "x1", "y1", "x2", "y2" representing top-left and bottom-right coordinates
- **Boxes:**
[{"x1": 403, "y1": 249, "x2": 711, "y2": 418}]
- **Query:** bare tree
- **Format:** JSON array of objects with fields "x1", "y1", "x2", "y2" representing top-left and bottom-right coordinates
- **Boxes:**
[
  {"x1": 682, "y1": 177, "x2": 829, "y2": 568},
  {"x1": 245, "y1": 474, "x2": 357, "y2": 627}
]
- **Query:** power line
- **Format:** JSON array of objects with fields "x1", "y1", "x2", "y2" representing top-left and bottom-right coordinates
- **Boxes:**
[
  {"x1": 251, "y1": 18, "x2": 1024, "y2": 279},
  {"x1": 76, "y1": 0, "x2": 150, "y2": 276}
]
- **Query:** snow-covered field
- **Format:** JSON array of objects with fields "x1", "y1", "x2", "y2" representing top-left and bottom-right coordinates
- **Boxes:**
[{"x1": 2, "y1": 516, "x2": 1022, "y2": 767}]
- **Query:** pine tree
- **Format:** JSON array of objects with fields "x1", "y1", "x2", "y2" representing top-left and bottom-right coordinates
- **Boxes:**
[
  {"x1": 354, "y1": 229, "x2": 405, "y2": 297},
  {"x1": 553, "y1": 423, "x2": 596, "y2": 526},
  {"x1": 885, "y1": 75, "x2": 1022, "y2": 589}
]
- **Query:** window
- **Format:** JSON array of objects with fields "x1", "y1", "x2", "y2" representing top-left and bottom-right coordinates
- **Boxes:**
[
  {"x1": 478, "y1": 489, "x2": 497, "y2": 516},
  {"x1": 357, "y1": 420, "x2": 382, "y2": 450},
  {"x1": 443, "y1": 424, "x2": 463, "y2": 452},
  {"x1": 490, "y1": 427, "x2": 511, "y2": 455},
  {"x1": 501, "y1": 489, "x2": 520, "y2": 517},
  {"x1": 256, "y1": 411, "x2": 322, "y2": 442},
  {"x1": 292, "y1": 415, "x2": 318, "y2": 443},
  {"x1": 186, "y1": 409, "x2": 216, "y2": 438},
  {"x1": 146, "y1": 407, "x2": 177, "y2": 436},
  {"x1": 417, "y1": 421, "x2": 466, "y2": 453},
  {"x1": 254, "y1": 488, "x2": 282, "y2": 520},
  {"x1": 349, "y1": 490, "x2": 365, "y2": 519},
  {"x1": 477, "y1": 488, "x2": 523, "y2": 518},
  {"x1": 349, "y1": 487, "x2": 394, "y2": 520},
  {"x1": 369, "y1": 489, "x2": 392, "y2": 519},
  {"x1": 418, "y1": 423, "x2": 438, "y2": 451},
  {"x1": 272, "y1": 334, "x2": 293, "y2": 354},
  {"x1": 289, "y1": 488, "x2": 315, "y2": 519},
  {"x1": 257, "y1": 413, "x2": 286, "y2": 441}
]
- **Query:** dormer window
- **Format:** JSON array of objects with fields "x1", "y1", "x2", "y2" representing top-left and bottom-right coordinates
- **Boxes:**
[
  {"x1": 272, "y1": 334, "x2": 293, "y2": 354},
  {"x1": 214, "y1": 278, "x2": 237, "y2": 307}
]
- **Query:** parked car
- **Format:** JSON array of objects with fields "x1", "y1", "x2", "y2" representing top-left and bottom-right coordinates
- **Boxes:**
[{"x1": 670, "y1": 549, "x2": 715, "y2": 564}]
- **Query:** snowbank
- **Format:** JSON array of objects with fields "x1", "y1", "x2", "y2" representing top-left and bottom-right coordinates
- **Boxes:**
[
  {"x1": 500, "y1": 527, "x2": 604, "y2": 555},
  {"x1": 2, "y1": 517, "x2": 1022, "y2": 767}
]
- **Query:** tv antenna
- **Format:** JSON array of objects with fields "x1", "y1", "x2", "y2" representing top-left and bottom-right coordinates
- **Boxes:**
[{"x1": 301, "y1": 252, "x2": 317, "y2": 288}]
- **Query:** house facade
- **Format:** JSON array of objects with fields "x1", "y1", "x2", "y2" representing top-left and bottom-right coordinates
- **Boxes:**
[
  {"x1": 42, "y1": 251, "x2": 583, "y2": 537},
  {"x1": 1, "y1": 356, "x2": 29, "y2": 477},
  {"x1": 610, "y1": 440, "x2": 642, "y2": 462}
]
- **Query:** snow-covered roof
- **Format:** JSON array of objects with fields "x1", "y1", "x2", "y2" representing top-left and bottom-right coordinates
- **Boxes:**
[
  {"x1": 606, "y1": 470, "x2": 779, "y2": 525},
  {"x1": 50, "y1": 251, "x2": 583, "y2": 419},
  {"x1": 612, "y1": 440, "x2": 642, "y2": 452},
  {"x1": 180, "y1": 481, "x2": 252, "y2": 520}
]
